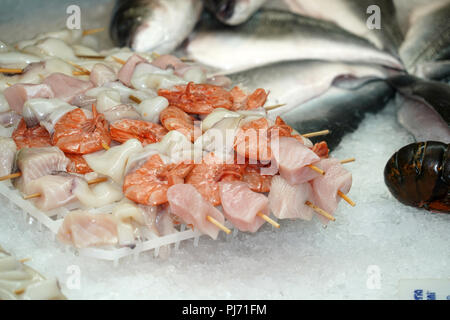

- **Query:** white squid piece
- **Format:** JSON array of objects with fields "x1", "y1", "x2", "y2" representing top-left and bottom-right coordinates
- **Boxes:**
[{"x1": 83, "y1": 139, "x2": 143, "y2": 183}]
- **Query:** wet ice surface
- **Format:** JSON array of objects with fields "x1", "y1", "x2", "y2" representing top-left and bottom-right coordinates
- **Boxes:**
[{"x1": 0, "y1": 102, "x2": 449, "y2": 300}]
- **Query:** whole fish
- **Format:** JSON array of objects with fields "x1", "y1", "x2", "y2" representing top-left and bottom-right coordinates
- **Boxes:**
[
  {"x1": 110, "y1": 0, "x2": 203, "y2": 54},
  {"x1": 388, "y1": 75, "x2": 450, "y2": 143},
  {"x1": 277, "y1": 0, "x2": 403, "y2": 55},
  {"x1": 399, "y1": 0, "x2": 450, "y2": 75},
  {"x1": 186, "y1": 9, "x2": 403, "y2": 74},
  {"x1": 415, "y1": 60, "x2": 450, "y2": 83},
  {"x1": 228, "y1": 60, "x2": 396, "y2": 117},
  {"x1": 203, "y1": 0, "x2": 267, "y2": 25},
  {"x1": 278, "y1": 80, "x2": 395, "y2": 150}
]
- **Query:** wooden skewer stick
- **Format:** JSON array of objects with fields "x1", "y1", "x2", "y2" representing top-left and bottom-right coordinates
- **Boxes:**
[
  {"x1": 75, "y1": 55, "x2": 105, "y2": 60},
  {"x1": 206, "y1": 215, "x2": 231, "y2": 234},
  {"x1": 180, "y1": 57, "x2": 195, "y2": 63},
  {"x1": 302, "y1": 130, "x2": 330, "y2": 138},
  {"x1": 306, "y1": 164, "x2": 325, "y2": 175},
  {"x1": 19, "y1": 257, "x2": 31, "y2": 263},
  {"x1": 72, "y1": 70, "x2": 90, "y2": 76},
  {"x1": 101, "y1": 142, "x2": 110, "y2": 150},
  {"x1": 0, "y1": 172, "x2": 21, "y2": 181},
  {"x1": 257, "y1": 212, "x2": 280, "y2": 228},
  {"x1": 337, "y1": 190, "x2": 356, "y2": 207},
  {"x1": 111, "y1": 56, "x2": 126, "y2": 65},
  {"x1": 14, "y1": 289, "x2": 25, "y2": 295},
  {"x1": 23, "y1": 177, "x2": 108, "y2": 200},
  {"x1": 305, "y1": 201, "x2": 335, "y2": 221},
  {"x1": 340, "y1": 158, "x2": 356, "y2": 164},
  {"x1": 264, "y1": 103, "x2": 286, "y2": 111},
  {"x1": 0, "y1": 68, "x2": 23, "y2": 74},
  {"x1": 129, "y1": 95, "x2": 142, "y2": 104},
  {"x1": 82, "y1": 27, "x2": 105, "y2": 37},
  {"x1": 65, "y1": 60, "x2": 90, "y2": 73}
]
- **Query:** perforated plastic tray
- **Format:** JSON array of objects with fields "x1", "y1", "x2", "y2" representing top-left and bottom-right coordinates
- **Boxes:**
[{"x1": 0, "y1": 180, "x2": 237, "y2": 265}]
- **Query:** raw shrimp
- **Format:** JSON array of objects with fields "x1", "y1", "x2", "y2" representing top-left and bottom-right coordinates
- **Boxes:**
[
  {"x1": 110, "y1": 119, "x2": 168, "y2": 146},
  {"x1": 12, "y1": 118, "x2": 51, "y2": 149},
  {"x1": 158, "y1": 82, "x2": 234, "y2": 114},
  {"x1": 230, "y1": 86, "x2": 268, "y2": 110},
  {"x1": 311, "y1": 141, "x2": 329, "y2": 158},
  {"x1": 52, "y1": 105, "x2": 111, "y2": 154},
  {"x1": 65, "y1": 153, "x2": 93, "y2": 174},
  {"x1": 242, "y1": 164, "x2": 272, "y2": 193},
  {"x1": 246, "y1": 88, "x2": 268, "y2": 109},
  {"x1": 159, "y1": 106, "x2": 201, "y2": 142},
  {"x1": 123, "y1": 154, "x2": 193, "y2": 206},
  {"x1": 158, "y1": 82, "x2": 268, "y2": 114},
  {"x1": 234, "y1": 117, "x2": 271, "y2": 161},
  {"x1": 185, "y1": 153, "x2": 224, "y2": 206}
]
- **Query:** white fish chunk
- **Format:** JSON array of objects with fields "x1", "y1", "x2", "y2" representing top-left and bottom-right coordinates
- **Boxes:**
[
  {"x1": 167, "y1": 184, "x2": 225, "y2": 240},
  {"x1": 269, "y1": 175, "x2": 315, "y2": 221},
  {"x1": 272, "y1": 137, "x2": 321, "y2": 185},
  {"x1": 57, "y1": 211, "x2": 119, "y2": 249},
  {"x1": 219, "y1": 181, "x2": 268, "y2": 232},
  {"x1": 0, "y1": 137, "x2": 16, "y2": 177},
  {"x1": 25, "y1": 175, "x2": 77, "y2": 212},
  {"x1": 15, "y1": 147, "x2": 70, "y2": 189},
  {"x1": 311, "y1": 158, "x2": 352, "y2": 224}
]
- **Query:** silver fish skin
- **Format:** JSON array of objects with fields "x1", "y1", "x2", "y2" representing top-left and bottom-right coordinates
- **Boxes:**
[
  {"x1": 388, "y1": 75, "x2": 450, "y2": 124},
  {"x1": 388, "y1": 75, "x2": 450, "y2": 143},
  {"x1": 396, "y1": 95, "x2": 450, "y2": 143},
  {"x1": 399, "y1": 0, "x2": 450, "y2": 74},
  {"x1": 415, "y1": 60, "x2": 450, "y2": 83},
  {"x1": 110, "y1": 0, "x2": 203, "y2": 54},
  {"x1": 277, "y1": 0, "x2": 403, "y2": 55},
  {"x1": 228, "y1": 60, "x2": 396, "y2": 117},
  {"x1": 277, "y1": 80, "x2": 395, "y2": 150},
  {"x1": 187, "y1": 9, "x2": 403, "y2": 74},
  {"x1": 204, "y1": 0, "x2": 268, "y2": 25}
]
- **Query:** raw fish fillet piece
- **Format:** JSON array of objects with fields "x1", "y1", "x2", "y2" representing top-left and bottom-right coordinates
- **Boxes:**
[
  {"x1": 311, "y1": 159, "x2": 352, "y2": 224},
  {"x1": 90, "y1": 63, "x2": 117, "y2": 87},
  {"x1": 167, "y1": 184, "x2": 225, "y2": 239},
  {"x1": 57, "y1": 211, "x2": 119, "y2": 249},
  {"x1": 26, "y1": 174, "x2": 77, "y2": 212},
  {"x1": 269, "y1": 175, "x2": 315, "y2": 221},
  {"x1": 118, "y1": 54, "x2": 147, "y2": 87},
  {"x1": 219, "y1": 181, "x2": 268, "y2": 233},
  {"x1": 15, "y1": 146, "x2": 69, "y2": 189},
  {"x1": 0, "y1": 137, "x2": 17, "y2": 177},
  {"x1": 272, "y1": 137, "x2": 320, "y2": 184},
  {"x1": 4, "y1": 83, "x2": 54, "y2": 114},
  {"x1": 43, "y1": 73, "x2": 93, "y2": 104}
]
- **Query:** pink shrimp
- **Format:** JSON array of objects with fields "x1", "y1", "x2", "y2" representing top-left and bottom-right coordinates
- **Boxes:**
[
  {"x1": 159, "y1": 106, "x2": 201, "y2": 142},
  {"x1": 110, "y1": 119, "x2": 168, "y2": 145},
  {"x1": 52, "y1": 105, "x2": 111, "y2": 154},
  {"x1": 123, "y1": 154, "x2": 194, "y2": 206},
  {"x1": 12, "y1": 118, "x2": 52, "y2": 149}
]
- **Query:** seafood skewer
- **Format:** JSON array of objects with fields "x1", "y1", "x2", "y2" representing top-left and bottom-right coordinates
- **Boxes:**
[{"x1": 23, "y1": 176, "x2": 108, "y2": 199}]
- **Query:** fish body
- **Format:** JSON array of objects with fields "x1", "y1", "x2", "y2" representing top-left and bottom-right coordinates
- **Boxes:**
[
  {"x1": 278, "y1": 80, "x2": 395, "y2": 150},
  {"x1": 187, "y1": 9, "x2": 403, "y2": 73},
  {"x1": 110, "y1": 0, "x2": 203, "y2": 54},
  {"x1": 400, "y1": 1, "x2": 450, "y2": 75},
  {"x1": 388, "y1": 75, "x2": 450, "y2": 143},
  {"x1": 279, "y1": 0, "x2": 403, "y2": 55},
  {"x1": 203, "y1": 0, "x2": 267, "y2": 25},
  {"x1": 228, "y1": 60, "x2": 394, "y2": 116}
]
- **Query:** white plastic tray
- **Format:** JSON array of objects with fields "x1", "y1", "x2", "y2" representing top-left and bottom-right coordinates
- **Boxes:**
[{"x1": 0, "y1": 180, "x2": 235, "y2": 265}]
